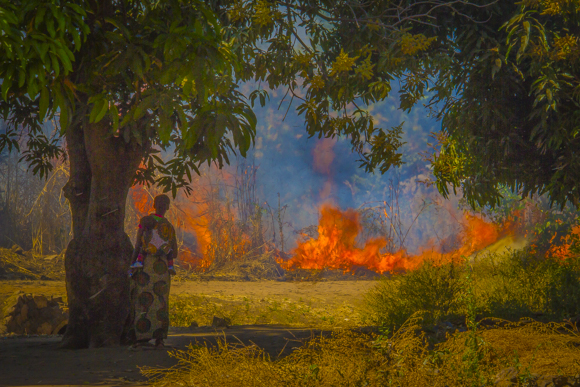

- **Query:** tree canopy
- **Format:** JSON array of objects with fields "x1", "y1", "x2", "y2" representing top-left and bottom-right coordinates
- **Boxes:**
[
  {"x1": 401, "y1": 0, "x2": 580, "y2": 209},
  {"x1": 3, "y1": 0, "x2": 578, "y2": 209},
  {"x1": 0, "y1": 0, "x2": 499, "y2": 196}
]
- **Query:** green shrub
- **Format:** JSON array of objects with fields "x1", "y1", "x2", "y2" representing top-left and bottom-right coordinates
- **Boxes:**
[
  {"x1": 364, "y1": 259, "x2": 463, "y2": 328},
  {"x1": 365, "y1": 248, "x2": 580, "y2": 328},
  {"x1": 473, "y1": 249, "x2": 551, "y2": 320},
  {"x1": 545, "y1": 256, "x2": 580, "y2": 319}
]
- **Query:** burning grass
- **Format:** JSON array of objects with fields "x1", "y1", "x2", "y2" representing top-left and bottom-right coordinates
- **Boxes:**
[{"x1": 280, "y1": 204, "x2": 513, "y2": 275}]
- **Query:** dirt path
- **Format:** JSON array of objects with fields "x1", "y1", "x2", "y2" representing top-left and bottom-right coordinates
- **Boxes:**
[
  {"x1": 0, "y1": 325, "x2": 332, "y2": 386},
  {"x1": 0, "y1": 280, "x2": 377, "y2": 387}
]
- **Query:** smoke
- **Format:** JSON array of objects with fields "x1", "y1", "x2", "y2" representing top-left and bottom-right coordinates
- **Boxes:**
[{"x1": 242, "y1": 85, "x2": 447, "y2": 253}]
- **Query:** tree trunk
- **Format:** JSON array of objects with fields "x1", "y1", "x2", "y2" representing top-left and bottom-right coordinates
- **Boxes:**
[{"x1": 61, "y1": 119, "x2": 145, "y2": 349}]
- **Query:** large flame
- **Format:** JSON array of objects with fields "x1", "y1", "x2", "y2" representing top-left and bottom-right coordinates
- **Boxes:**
[
  {"x1": 129, "y1": 169, "x2": 255, "y2": 270},
  {"x1": 279, "y1": 205, "x2": 512, "y2": 274},
  {"x1": 129, "y1": 184, "x2": 212, "y2": 270}
]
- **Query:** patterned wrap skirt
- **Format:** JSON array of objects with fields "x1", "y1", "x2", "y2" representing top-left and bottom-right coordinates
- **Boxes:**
[{"x1": 128, "y1": 253, "x2": 171, "y2": 342}]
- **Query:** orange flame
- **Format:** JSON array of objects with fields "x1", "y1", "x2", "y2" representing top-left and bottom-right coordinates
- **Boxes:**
[
  {"x1": 129, "y1": 168, "x2": 253, "y2": 270},
  {"x1": 131, "y1": 184, "x2": 154, "y2": 216},
  {"x1": 280, "y1": 205, "x2": 512, "y2": 274},
  {"x1": 546, "y1": 224, "x2": 580, "y2": 261},
  {"x1": 130, "y1": 184, "x2": 211, "y2": 264}
]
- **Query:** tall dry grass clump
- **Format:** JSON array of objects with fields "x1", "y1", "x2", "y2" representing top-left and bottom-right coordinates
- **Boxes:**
[
  {"x1": 141, "y1": 312, "x2": 580, "y2": 386},
  {"x1": 0, "y1": 146, "x2": 71, "y2": 255},
  {"x1": 142, "y1": 315, "x2": 426, "y2": 387}
]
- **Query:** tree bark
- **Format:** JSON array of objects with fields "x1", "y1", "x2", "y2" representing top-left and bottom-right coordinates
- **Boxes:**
[{"x1": 61, "y1": 119, "x2": 145, "y2": 349}]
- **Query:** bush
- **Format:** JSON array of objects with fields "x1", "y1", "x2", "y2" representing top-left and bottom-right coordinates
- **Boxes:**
[
  {"x1": 545, "y1": 256, "x2": 580, "y2": 320},
  {"x1": 364, "y1": 259, "x2": 463, "y2": 328},
  {"x1": 472, "y1": 249, "x2": 551, "y2": 320},
  {"x1": 365, "y1": 249, "x2": 580, "y2": 329}
]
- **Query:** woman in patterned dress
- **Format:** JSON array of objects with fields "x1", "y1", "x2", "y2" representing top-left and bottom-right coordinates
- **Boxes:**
[{"x1": 128, "y1": 194, "x2": 177, "y2": 348}]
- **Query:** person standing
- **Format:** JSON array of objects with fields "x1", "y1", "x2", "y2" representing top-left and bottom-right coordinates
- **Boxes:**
[{"x1": 127, "y1": 194, "x2": 177, "y2": 348}]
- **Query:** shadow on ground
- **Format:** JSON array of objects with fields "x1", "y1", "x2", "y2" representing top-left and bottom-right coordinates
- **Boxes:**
[{"x1": 0, "y1": 325, "x2": 330, "y2": 387}]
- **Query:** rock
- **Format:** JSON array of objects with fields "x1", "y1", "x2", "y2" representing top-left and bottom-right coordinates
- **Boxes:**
[
  {"x1": 212, "y1": 316, "x2": 231, "y2": 328},
  {"x1": 17, "y1": 304, "x2": 29, "y2": 324},
  {"x1": 552, "y1": 376, "x2": 578, "y2": 387},
  {"x1": 188, "y1": 321, "x2": 199, "y2": 330},
  {"x1": 1, "y1": 291, "x2": 68, "y2": 335},
  {"x1": 528, "y1": 375, "x2": 579, "y2": 387}
]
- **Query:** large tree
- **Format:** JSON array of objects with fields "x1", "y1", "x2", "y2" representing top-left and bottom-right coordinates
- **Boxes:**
[
  {"x1": 385, "y1": 0, "x2": 580, "y2": 209},
  {"x1": 0, "y1": 0, "x2": 500, "y2": 348}
]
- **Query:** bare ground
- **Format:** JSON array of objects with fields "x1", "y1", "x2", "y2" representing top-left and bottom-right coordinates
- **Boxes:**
[{"x1": 0, "y1": 280, "x2": 376, "y2": 387}]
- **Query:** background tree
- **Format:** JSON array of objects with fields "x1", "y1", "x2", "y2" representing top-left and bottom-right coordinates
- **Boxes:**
[{"x1": 0, "y1": 0, "x2": 497, "y2": 348}]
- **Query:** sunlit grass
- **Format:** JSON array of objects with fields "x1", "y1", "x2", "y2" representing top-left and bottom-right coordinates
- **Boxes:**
[
  {"x1": 142, "y1": 314, "x2": 580, "y2": 386},
  {"x1": 169, "y1": 293, "x2": 364, "y2": 328},
  {"x1": 152, "y1": 249, "x2": 580, "y2": 386}
]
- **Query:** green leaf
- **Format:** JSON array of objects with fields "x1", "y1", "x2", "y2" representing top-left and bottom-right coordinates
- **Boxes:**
[
  {"x1": 133, "y1": 96, "x2": 154, "y2": 120},
  {"x1": 60, "y1": 104, "x2": 69, "y2": 132},
  {"x1": 158, "y1": 112, "x2": 172, "y2": 143},
  {"x1": 56, "y1": 48, "x2": 73, "y2": 73},
  {"x1": 132, "y1": 56, "x2": 144, "y2": 79},
  {"x1": 176, "y1": 105, "x2": 188, "y2": 131},
  {"x1": 523, "y1": 21, "x2": 530, "y2": 38},
  {"x1": 27, "y1": 77, "x2": 39, "y2": 99},
  {"x1": 71, "y1": 28, "x2": 81, "y2": 50},
  {"x1": 185, "y1": 165, "x2": 192, "y2": 182},
  {"x1": 39, "y1": 87, "x2": 49, "y2": 121},
  {"x1": 35, "y1": 7, "x2": 46, "y2": 29},
  {"x1": 66, "y1": 3, "x2": 86, "y2": 16},
  {"x1": 2, "y1": 77, "x2": 12, "y2": 101},
  {"x1": 94, "y1": 99, "x2": 109, "y2": 123},
  {"x1": 89, "y1": 98, "x2": 107, "y2": 123},
  {"x1": 18, "y1": 68, "x2": 26, "y2": 88},
  {"x1": 46, "y1": 17, "x2": 55, "y2": 38},
  {"x1": 50, "y1": 52, "x2": 60, "y2": 76},
  {"x1": 109, "y1": 103, "x2": 119, "y2": 130}
]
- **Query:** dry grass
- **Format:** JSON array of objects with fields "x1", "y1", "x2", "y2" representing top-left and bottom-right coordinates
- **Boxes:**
[
  {"x1": 141, "y1": 314, "x2": 580, "y2": 386},
  {"x1": 471, "y1": 318, "x2": 580, "y2": 376},
  {"x1": 0, "y1": 247, "x2": 65, "y2": 281},
  {"x1": 169, "y1": 293, "x2": 364, "y2": 328}
]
